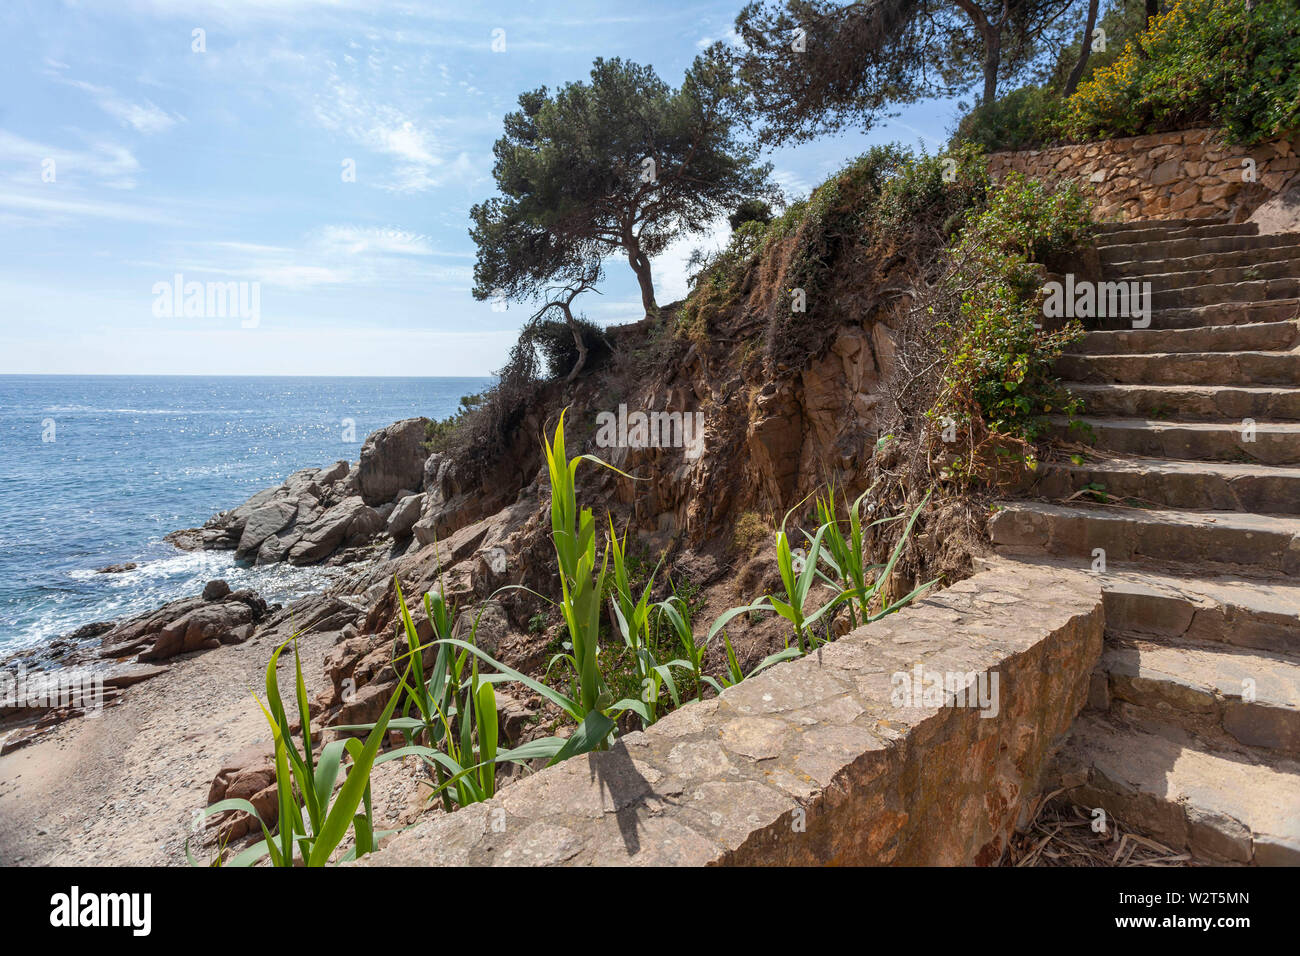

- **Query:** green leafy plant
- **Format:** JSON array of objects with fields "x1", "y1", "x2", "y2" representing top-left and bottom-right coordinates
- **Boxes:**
[
  {"x1": 607, "y1": 519, "x2": 686, "y2": 727},
  {"x1": 927, "y1": 172, "x2": 1093, "y2": 485},
  {"x1": 1063, "y1": 0, "x2": 1300, "y2": 145},
  {"x1": 953, "y1": 85, "x2": 1065, "y2": 152},
  {"x1": 814, "y1": 486, "x2": 938, "y2": 629},
  {"x1": 190, "y1": 635, "x2": 413, "y2": 867},
  {"x1": 704, "y1": 630, "x2": 802, "y2": 695},
  {"x1": 709, "y1": 490, "x2": 935, "y2": 657}
]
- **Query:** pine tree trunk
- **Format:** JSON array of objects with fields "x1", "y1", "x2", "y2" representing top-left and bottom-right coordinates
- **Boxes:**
[
  {"x1": 1065, "y1": 0, "x2": 1101, "y2": 96},
  {"x1": 625, "y1": 236, "x2": 658, "y2": 319}
]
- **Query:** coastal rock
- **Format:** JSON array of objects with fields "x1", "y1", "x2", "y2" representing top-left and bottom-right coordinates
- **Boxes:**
[
  {"x1": 95, "y1": 587, "x2": 270, "y2": 663},
  {"x1": 139, "y1": 598, "x2": 261, "y2": 662},
  {"x1": 386, "y1": 492, "x2": 424, "y2": 540},
  {"x1": 286, "y1": 496, "x2": 382, "y2": 566},
  {"x1": 422, "y1": 452, "x2": 447, "y2": 492},
  {"x1": 234, "y1": 500, "x2": 298, "y2": 560},
  {"x1": 95, "y1": 562, "x2": 137, "y2": 574},
  {"x1": 452, "y1": 600, "x2": 509, "y2": 657},
  {"x1": 334, "y1": 680, "x2": 391, "y2": 729},
  {"x1": 255, "y1": 533, "x2": 294, "y2": 564},
  {"x1": 324, "y1": 635, "x2": 371, "y2": 697},
  {"x1": 207, "y1": 746, "x2": 278, "y2": 842},
  {"x1": 175, "y1": 458, "x2": 359, "y2": 564},
  {"x1": 256, "y1": 594, "x2": 365, "y2": 646},
  {"x1": 317, "y1": 459, "x2": 350, "y2": 485},
  {"x1": 357, "y1": 418, "x2": 431, "y2": 506},
  {"x1": 99, "y1": 597, "x2": 208, "y2": 657}
]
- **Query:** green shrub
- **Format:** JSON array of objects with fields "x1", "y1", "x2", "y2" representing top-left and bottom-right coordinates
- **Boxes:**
[
  {"x1": 874, "y1": 142, "x2": 990, "y2": 245},
  {"x1": 425, "y1": 393, "x2": 483, "y2": 453},
  {"x1": 728, "y1": 198, "x2": 774, "y2": 230},
  {"x1": 678, "y1": 143, "x2": 990, "y2": 368},
  {"x1": 525, "y1": 317, "x2": 610, "y2": 380},
  {"x1": 1064, "y1": 0, "x2": 1300, "y2": 145},
  {"x1": 952, "y1": 86, "x2": 1065, "y2": 152},
  {"x1": 929, "y1": 173, "x2": 1093, "y2": 483}
]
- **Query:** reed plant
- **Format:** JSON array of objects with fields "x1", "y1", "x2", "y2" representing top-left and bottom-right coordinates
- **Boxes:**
[
  {"x1": 195, "y1": 409, "x2": 938, "y2": 864},
  {"x1": 190, "y1": 635, "x2": 411, "y2": 866}
]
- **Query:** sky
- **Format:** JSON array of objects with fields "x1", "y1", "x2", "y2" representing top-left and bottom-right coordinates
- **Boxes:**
[{"x1": 0, "y1": 0, "x2": 962, "y2": 376}]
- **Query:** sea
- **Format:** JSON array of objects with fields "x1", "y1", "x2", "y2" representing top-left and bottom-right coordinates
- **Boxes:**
[{"x1": 0, "y1": 375, "x2": 492, "y2": 655}]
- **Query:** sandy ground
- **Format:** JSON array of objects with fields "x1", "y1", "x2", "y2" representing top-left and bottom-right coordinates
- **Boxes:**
[{"x1": 0, "y1": 624, "x2": 430, "y2": 867}]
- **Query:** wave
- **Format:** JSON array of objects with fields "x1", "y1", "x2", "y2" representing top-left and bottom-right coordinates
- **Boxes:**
[{"x1": 5, "y1": 549, "x2": 344, "y2": 655}]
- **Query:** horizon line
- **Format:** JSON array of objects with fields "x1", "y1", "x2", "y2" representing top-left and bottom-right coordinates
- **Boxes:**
[{"x1": 0, "y1": 372, "x2": 500, "y2": 379}]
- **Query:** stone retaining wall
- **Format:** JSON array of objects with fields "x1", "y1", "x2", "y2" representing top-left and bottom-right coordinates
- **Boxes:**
[
  {"x1": 366, "y1": 561, "x2": 1103, "y2": 867},
  {"x1": 989, "y1": 128, "x2": 1300, "y2": 223}
]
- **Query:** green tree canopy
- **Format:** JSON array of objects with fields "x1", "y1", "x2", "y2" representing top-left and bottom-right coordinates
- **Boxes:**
[
  {"x1": 469, "y1": 56, "x2": 772, "y2": 321},
  {"x1": 716, "y1": 0, "x2": 1082, "y2": 145}
]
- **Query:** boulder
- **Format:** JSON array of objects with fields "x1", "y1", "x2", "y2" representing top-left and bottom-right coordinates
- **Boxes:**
[
  {"x1": 472, "y1": 546, "x2": 509, "y2": 593},
  {"x1": 317, "y1": 459, "x2": 351, "y2": 485},
  {"x1": 452, "y1": 600, "x2": 510, "y2": 657},
  {"x1": 255, "y1": 533, "x2": 294, "y2": 564},
  {"x1": 357, "y1": 418, "x2": 432, "y2": 506},
  {"x1": 95, "y1": 562, "x2": 137, "y2": 574},
  {"x1": 334, "y1": 681, "x2": 391, "y2": 729},
  {"x1": 207, "y1": 746, "x2": 278, "y2": 842},
  {"x1": 98, "y1": 587, "x2": 271, "y2": 663},
  {"x1": 234, "y1": 500, "x2": 298, "y2": 560},
  {"x1": 140, "y1": 602, "x2": 256, "y2": 661},
  {"x1": 387, "y1": 493, "x2": 424, "y2": 540},
  {"x1": 286, "y1": 496, "x2": 382, "y2": 566},
  {"x1": 422, "y1": 452, "x2": 446, "y2": 492},
  {"x1": 202, "y1": 579, "x2": 231, "y2": 601}
]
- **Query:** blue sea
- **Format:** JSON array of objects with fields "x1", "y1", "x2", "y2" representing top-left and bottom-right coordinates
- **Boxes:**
[{"x1": 0, "y1": 376, "x2": 492, "y2": 654}]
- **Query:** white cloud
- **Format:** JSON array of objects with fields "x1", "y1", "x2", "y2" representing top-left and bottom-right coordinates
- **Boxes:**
[
  {"x1": 0, "y1": 189, "x2": 170, "y2": 225},
  {"x1": 773, "y1": 168, "x2": 815, "y2": 203},
  {"x1": 0, "y1": 130, "x2": 141, "y2": 189},
  {"x1": 312, "y1": 225, "x2": 437, "y2": 256},
  {"x1": 151, "y1": 223, "x2": 474, "y2": 291},
  {"x1": 651, "y1": 217, "x2": 732, "y2": 304},
  {"x1": 695, "y1": 27, "x2": 740, "y2": 50},
  {"x1": 58, "y1": 77, "x2": 184, "y2": 135}
]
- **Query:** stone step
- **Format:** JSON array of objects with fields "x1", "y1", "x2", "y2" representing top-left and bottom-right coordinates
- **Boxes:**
[
  {"x1": 1152, "y1": 277, "x2": 1300, "y2": 310},
  {"x1": 1100, "y1": 233, "x2": 1300, "y2": 267},
  {"x1": 986, "y1": 556, "x2": 1300, "y2": 658},
  {"x1": 1106, "y1": 243, "x2": 1300, "y2": 277},
  {"x1": 1095, "y1": 217, "x2": 1232, "y2": 234},
  {"x1": 1052, "y1": 712, "x2": 1300, "y2": 864},
  {"x1": 1096, "y1": 564, "x2": 1300, "y2": 657},
  {"x1": 989, "y1": 500, "x2": 1300, "y2": 574},
  {"x1": 1097, "y1": 633, "x2": 1300, "y2": 758},
  {"x1": 1070, "y1": 321, "x2": 1298, "y2": 355},
  {"x1": 1034, "y1": 455, "x2": 1300, "y2": 514},
  {"x1": 1096, "y1": 222, "x2": 1259, "y2": 247},
  {"x1": 1136, "y1": 257, "x2": 1300, "y2": 293},
  {"x1": 1066, "y1": 383, "x2": 1300, "y2": 421},
  {"x1": 1147, "y1": 298, "x2": 1300, "y2": 331},
  {"x1": 1056, "y1": 350, "x2": 1300, "y2": 387},
  {"x1": 1049, "y1": 416, "x2": 1300, "y2": 466}
]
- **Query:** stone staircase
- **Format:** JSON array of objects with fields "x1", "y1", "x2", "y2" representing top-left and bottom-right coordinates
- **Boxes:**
[{"x1": 989, "y1": 216, "x2": 1300, "y2": 866}]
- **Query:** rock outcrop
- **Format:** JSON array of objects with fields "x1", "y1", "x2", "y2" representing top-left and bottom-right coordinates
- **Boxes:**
[
  {"x1": 95, "y1": 582, "x2": 271, "y2": 663},
  {"x1": 166, "y1": 418, "x2": 476, "y2": 569},
  {"x1": 357, "y1": 418, "x2": 431, "y2": 505}
]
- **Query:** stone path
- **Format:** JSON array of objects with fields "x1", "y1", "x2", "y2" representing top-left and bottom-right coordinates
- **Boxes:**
[{"x1": 990, "y1": 217, "x2": 1300, "y2": 865}]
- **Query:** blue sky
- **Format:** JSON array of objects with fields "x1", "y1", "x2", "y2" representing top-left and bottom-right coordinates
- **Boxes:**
[{"x1": 1, "y1": 0, "x2": 961, "y2": 376}]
